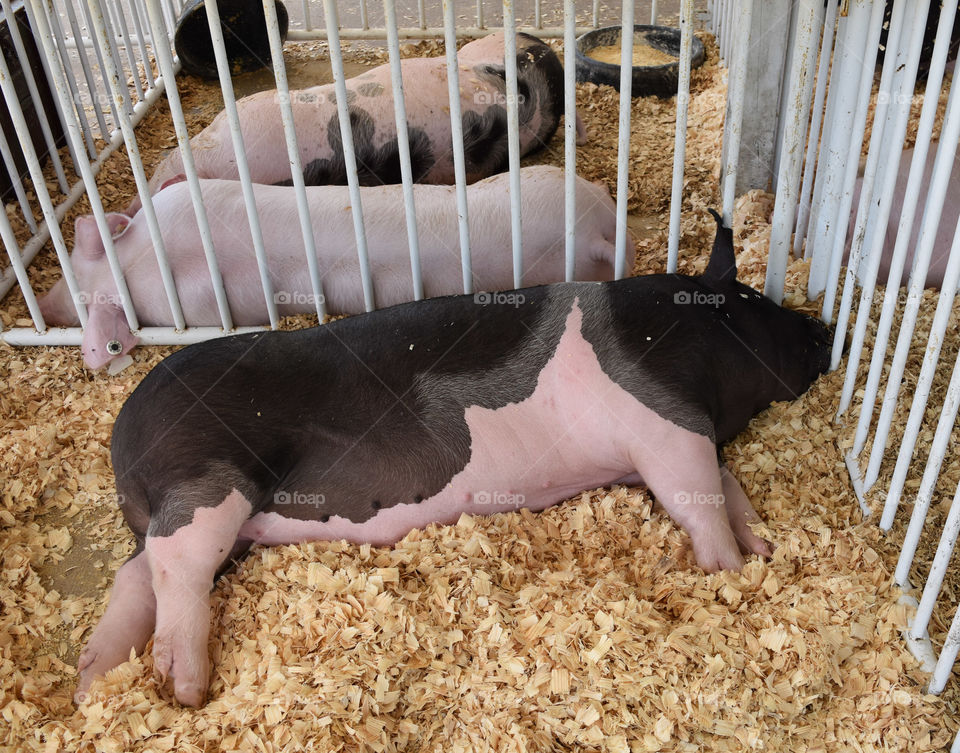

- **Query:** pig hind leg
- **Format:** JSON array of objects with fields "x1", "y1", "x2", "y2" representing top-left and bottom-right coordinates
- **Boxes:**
[
  {"x1": 146, "y1": 488, "x2": 252, "y2": 706},
  {"x1": 629, "y1": 428, "x2": 753, "y2": 572},
  {"x1": 76, "y1": 546, "x2": 156, "y2": 702}
]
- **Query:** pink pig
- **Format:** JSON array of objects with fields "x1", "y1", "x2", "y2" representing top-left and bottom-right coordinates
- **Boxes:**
[
  {"x1": 39, "y1": 166, "x2": 633, "y2": 370},
  {"x1": 846, "y1": 145, "x2": 960, "y2": 289},
  {"x1": 132, "y1": 32, "x2": 585, "y2": 213}
]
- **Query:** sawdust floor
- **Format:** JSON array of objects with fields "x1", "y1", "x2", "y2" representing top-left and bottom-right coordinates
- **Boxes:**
[{"x1": 1, "y1": 34, "x2": 958, "y2": 753}]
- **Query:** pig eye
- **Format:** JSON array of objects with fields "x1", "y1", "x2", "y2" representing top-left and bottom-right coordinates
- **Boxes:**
[{"x1": 106, "y1": 340, "x2": 123, "y2": 355}]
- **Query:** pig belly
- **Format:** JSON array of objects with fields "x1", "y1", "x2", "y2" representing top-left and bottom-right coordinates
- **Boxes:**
[{"x1": 238, "y1": 300, "x2": 679, "y2": 548}]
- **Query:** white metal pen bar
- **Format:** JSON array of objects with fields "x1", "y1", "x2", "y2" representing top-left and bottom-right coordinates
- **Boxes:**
[
  {"x1": 0, "y1": 0, "x2": 69, "y2": 192},
  {"x1": 563, "y1": 0, "x2": 576, "y2": 282},
  {"x1": 143, "y1": 0, "x2": 233, "y2": 332},
  {"x1": 830, "y1": 0, "x2": 925, "y2": 385},
  {"x1": 720, "y1": 0, "x2": 753, "y2": 225},
  {"x1": 88, "y1": 0, "x2": 184, "y2": 330},
  {"x1": 667, "y1": 0, "x2": 694, "y2": 274},
  {"x1": 323, "y1": 0, "x2": 375, "y2": 311},
  {"x1": 384, "y1": 0, "x2": 424, "y2": 300},
  {"x1": 442, "y1": 0, "x2": 473, "y2": 294},
  {"x1": 56, "y1": 0, "x2": 110, "y2": 147},
  {"x1": 613, "y1": 0, "x2": 633, "y2": 278},
  {"x1": 503, "y1": 0, "x2": 524, "y2": 288},
  {"x1": 205, "y1": 0, "x2": 280, "y2": 326},
  {"x1": 262, "y1": 0, "x2": 327, "y2": 319}
]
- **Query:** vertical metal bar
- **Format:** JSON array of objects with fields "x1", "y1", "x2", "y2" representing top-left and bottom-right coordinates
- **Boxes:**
[
  {"x1": 205, "y1": 0, "x2": 279, "y2": 325},
  {"x1": 534, "y1": 0, "x2": 541, "y2": 30},
  {"x1": 301, "y1": 0, "x2": 312, "y2": 32},
  {"x1": 0, "y1": 203, "x2": 44, "y2": 327},
  {"x1": 667, "y1": 0, "x2": 694, "y2": 273},
  {"x1": 890, "y1": 214, "x2": 960, "y2": 574},
  {"x1": 650, "y1": 0, "x2": 658, "y2": 25},
  {"x1": 805, "y1": 1, "x2": 876, "y2": 301},
  {"x1": 97, "y1": 0, "x2": 137, "y2": 118},
  {"x1": 78, "y1": 0, "x2": 124, "y2": 129},
  {"x1": 503, "y1": 2, "x2": 523, "y2": 287},
  {"x1": 384, "y1": 0, "x2": 423, "y2": 299},
  {"x1": 764, "y1": 0, "x2": 820, "y2": 303},
  {"x1": 125, "y1": 0, "x2": 157, "y2": 90},
  {"x1": 21, "y1": 0, "x2": 123, "y2": 331},
  {"x1": 262, "y1": 0, "x2": 327, "y2": 318},
  {"x1": 110, "y1": 0, "x2": 146, "y2": 102},
  {"x1": 0, "y1": 126, "x2": 39, "y2": 234},
  {"x1": 58, "y1": 0, "x2": 110, "y2": 147},
  {"x1": 476, "y1": 0, "x2": 483, "y2": 30},
  {"x1": 772, "y1": 0, "x2": 803, "y2": 186},
  {"x1": 88, "y1": 0, "x2": 183, "y2": 328},
  {"x1": 929, "y1": 597, "x2": 960, "y2": 695},
  {"x1": 563, "y1": 0, "x2": 576, "y2": 282},
  {"x1": 899, "y1": 348, "x2": 960, "y2": 610},
  {"x1": 0, "y1": 0, "x2": 69, "y2": 192},
  {"x1": 720, "y1": 0, "x2": 754, "y2": 224},
  {"x1": 823, "y1": 0, "x2": 912, "y2": 328},
  {"x1": 144, "y1": 0, "x2": 233, "y2": 331},
  {"x1": 857, "y1": 72, "x2": 960, "y2": 497},
  {"x1": 829, "y1": 0, "x2": 918, "y2": 391},
  {"x1": 324, "y1": 0, "x2": 375, "y2": 310},
  {"x1": 442, "y1": 0, "x2": 472, "y2": 294},
  {"x1": 876, "y1": 13, "x2": 960, "y2": 521},
  {"x1": 418, "y1": 0, "x2": 426, "y2": 30},
  {"x1": 18, "y1": 0, "x2": 79, "y2": 167},
  {"x1": 793, "y1": 0, "x2": 838, "y2": 256},
  {"x1": 613, "y1": 2, "x2": 633, "y2": 278},
  {"x1": 592, "y1": 0, "x2": 599, "y2": 30},
  {"x1": 836, "y1": 0, "x2": 933, "y2": 434},
  {"x1": 360, "y1": 0, "x2": 369, "y2": 29},
  {"x1": 721, "y1": 0, "x2": 734, "y2": 63}
]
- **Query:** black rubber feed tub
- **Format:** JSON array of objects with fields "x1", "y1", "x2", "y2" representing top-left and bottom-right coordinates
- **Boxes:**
[
  {"x1": 576, "y1": 24, "x2": 705, "y2": 98},
  {"x1": 175, "y1": 0, "x2": 288, "y2": 79}
]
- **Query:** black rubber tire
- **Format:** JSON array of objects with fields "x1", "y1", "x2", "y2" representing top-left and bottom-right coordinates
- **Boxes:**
[
  {"x1": 174, "y1": 0, "x2": 289, "y2": 80},
  {"x1": 575, "y1": 24, "x2": 705, "y2": 99}
]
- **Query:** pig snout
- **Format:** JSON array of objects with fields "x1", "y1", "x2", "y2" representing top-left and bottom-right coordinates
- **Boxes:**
[{"x1": 81, "y1": 304, "x2": 139, "y2": 370}]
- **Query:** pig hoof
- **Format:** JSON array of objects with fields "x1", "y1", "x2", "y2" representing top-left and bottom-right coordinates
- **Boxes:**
[{"x1": 174, "y1": 681, "x2": 206, "y2": 708}]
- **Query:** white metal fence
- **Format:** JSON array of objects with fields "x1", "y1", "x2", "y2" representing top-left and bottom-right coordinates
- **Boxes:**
[
  {"x1": 714, "y1": 0, "x2": 960, "y2": 736},
  {"x1": 0, "y1": 0, "x2": 691, "y2": 352}
]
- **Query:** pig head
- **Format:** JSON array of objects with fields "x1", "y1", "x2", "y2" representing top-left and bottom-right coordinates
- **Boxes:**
[{"x1": 38, "y1": 214, "x2": 140, "y2": 369}]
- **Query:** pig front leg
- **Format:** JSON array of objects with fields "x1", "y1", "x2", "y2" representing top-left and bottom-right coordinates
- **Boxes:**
[
  {"x1": 719, "y1": 465, "x2": 773, "y2": 559},
  {"x1": 75, "y1": 549, "x2": 156, "y2": 703},
  {"x1": 145, "y1": 489, "x2": 252, "y2": 707},
  {"x1": 629, "y1": 429, "x2": 768, "y2": 572}
]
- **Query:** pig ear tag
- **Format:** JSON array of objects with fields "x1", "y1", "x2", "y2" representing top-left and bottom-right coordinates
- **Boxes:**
[{"x1": 106, "y1": 340, "x2": 124, "y2": 356}]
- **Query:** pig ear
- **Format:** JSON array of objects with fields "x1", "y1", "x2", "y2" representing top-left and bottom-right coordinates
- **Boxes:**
[
  {"x1": 73, "y1": 214, "x2": 131, "y2": 261},
  {"x1": 159, "y1": 174, "x2": 187, "y2": 191},
  {"x1": 702, "y1": 208, "x2": 737, "y2": 285},
  {"x1": 81, "y1": 304, "x2": 139, "y2": 371}
]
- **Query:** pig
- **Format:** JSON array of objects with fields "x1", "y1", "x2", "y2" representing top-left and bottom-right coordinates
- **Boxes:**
[
  {"x1": 38, "y1": 165, "x2": 632, "y2": 370},
  {"x1": 74, "y1": 210, "x2": 833, "y2": 706},
  {"x1": 845, "y1": 145, "x2": 959, "y2": 289},
  {"x1": 132, "y1": 31, "x2": 584, "y2": 213}
]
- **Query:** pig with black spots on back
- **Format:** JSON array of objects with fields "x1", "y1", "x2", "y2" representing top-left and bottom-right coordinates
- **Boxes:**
[
  {"x1": 131, "y1": 31, "x2": 582, "y2": 213},
  {"x1": 74, "y1": 211, "x2": 832, "y2": 707}
]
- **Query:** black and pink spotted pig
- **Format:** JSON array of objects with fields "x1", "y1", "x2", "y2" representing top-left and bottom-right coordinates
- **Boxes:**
[{"x1": 75, "y1": 211, "x2": 832, "y2": 707}]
